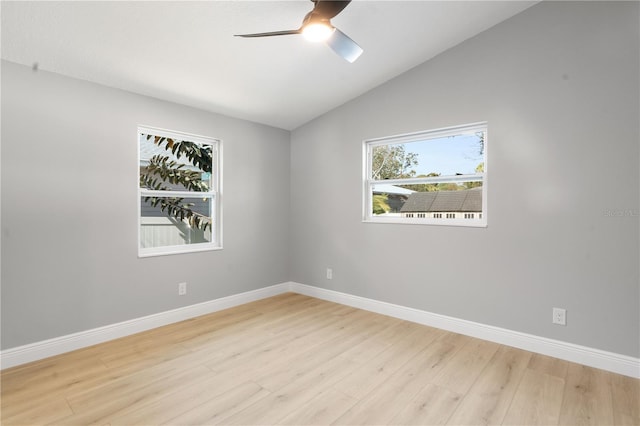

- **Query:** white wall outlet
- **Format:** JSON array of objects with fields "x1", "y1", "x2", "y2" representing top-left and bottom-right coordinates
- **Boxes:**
[
  {"x1": 326, "y1": 268, "x2": 333, "y2": 280},
  {"x1": 552, "y1": 307, "x2": 566, "y2": 325},
  {"x1": 178, "y1": 282, "x2": 187, "y2": 296}
]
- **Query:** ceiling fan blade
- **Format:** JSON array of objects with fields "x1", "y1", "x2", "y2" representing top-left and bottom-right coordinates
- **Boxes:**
[
  {"x1": 235, "y1": 29, "x2": 301, "y2": 38},
  {"x1": 311, "y1": 0, "x2": 351, "y2": 20},
  {"x1": 326, "y1": 28, "x2": 363, "y2": 63}
]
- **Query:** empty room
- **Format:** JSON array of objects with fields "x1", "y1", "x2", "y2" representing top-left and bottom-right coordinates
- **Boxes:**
[{"x1": 1, "y1": 1, "x2": 639, "y2": 425}]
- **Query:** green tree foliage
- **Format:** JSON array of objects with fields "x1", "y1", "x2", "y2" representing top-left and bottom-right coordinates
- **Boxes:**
[
  {"x1": 371, "y1": 136, "x2": 485, "y2": 195},
  {"x1": 398, "y1": 172, "x2": 440, "y2": 192},
  {"x1": 372, "y1": 145, "x2": 418, "y2": 180},
  {"x1": 141, "y1": 156, "x2": 209, "y2": 192},
  {"x1": 372, "y1": 194, "x2": 391, "y2": 215},
  {"x1": 151, "y1": 135, "x2": 212, "y2": 173},
  {"x1": 140, "y1": 135, "x2": 212, "y2": 232},
  {"x1": 463, "y1": 162, "x2": 485, "y2": 189}
]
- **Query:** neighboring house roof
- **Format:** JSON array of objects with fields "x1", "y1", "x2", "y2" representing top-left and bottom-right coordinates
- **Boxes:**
[
  {"x1": 372, "y1": 184, "x2": 415, "y2": 195},
  {"x1": 400, "y1": 187, "x2": 482, "y2": 212}
]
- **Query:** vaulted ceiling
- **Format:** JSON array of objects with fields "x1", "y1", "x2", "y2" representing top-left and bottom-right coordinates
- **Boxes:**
[{"x1": 1, "y1": 1, "x2": 537, "y2": 130}]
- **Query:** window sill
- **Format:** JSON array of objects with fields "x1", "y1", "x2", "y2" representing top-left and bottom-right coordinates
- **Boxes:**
[
  {"x1": 138, "y1": 244, "x2": 223, "y2": 258},
  {"x1": 363, "y1": 217, "x2": 487, "y2": 227}
]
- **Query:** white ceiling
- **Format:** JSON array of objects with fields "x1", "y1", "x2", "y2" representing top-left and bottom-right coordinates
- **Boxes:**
[{"x1": 1, "y1": 1, "x2": 537, "y2": 130}]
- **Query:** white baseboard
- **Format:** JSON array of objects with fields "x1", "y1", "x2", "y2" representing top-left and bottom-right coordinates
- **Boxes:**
[
  {"x1": 2, "y1": 281, "x2": 638, "y2": 379},
  {"x1": 289, "y1": 282, "x2": 640, "y2": 379},
  {"x1": 0, "y1": 283, "x2": 290, "y2": 370}
]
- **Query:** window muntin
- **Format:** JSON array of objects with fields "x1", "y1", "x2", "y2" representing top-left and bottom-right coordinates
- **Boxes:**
[
  {"x1": 363, "y1": 123, "x2": 487, "y2": 227},
  {"x1": 138, "y1": 126, "x2": 222, "y2": 256}
]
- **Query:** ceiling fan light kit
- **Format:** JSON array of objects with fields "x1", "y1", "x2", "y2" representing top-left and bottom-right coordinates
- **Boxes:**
[
  {"x1": 235, "y1": 0, "x2": 362, "y2": 63},
  {"x1": 301, "y1": 23, "x2": 334, "y2": 42}
]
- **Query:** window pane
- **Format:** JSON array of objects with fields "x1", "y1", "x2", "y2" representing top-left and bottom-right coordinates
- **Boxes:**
[
  {"x1": 140, "y1": 196, "x2": 212, "y2": 249},
  {"x1": 139, "y1": 133, "x2": 213, "y2": 192},
  {"x1": 371, "y1": 182, "x2": 483, "y2": 219},
  {"x1": 365, "y1": 123, "x2": 486, "y2": 226},
  {"x1": 371, "y1": 132, "x2": 484, "y2": 180}
]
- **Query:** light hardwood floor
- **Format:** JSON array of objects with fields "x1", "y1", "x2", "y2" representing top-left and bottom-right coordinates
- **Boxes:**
[{"x1": 1, "y1": 293, "x2": 638, "y2": 425}]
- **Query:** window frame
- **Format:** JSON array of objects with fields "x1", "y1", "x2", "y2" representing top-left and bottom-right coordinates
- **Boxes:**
[
  {"x1": 362, "y1": 122, "x2": 487, "y2": 227},
  {"x1": 138, "y1": 125, "x2": 223, "y2": 257}
]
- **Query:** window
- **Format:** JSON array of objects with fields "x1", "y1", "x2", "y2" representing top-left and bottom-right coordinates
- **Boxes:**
[
  {"x1": 138, "y1": 126, "x2": 222, "y2": 257},
  {"x1": 363, "y1": 122, "x2": 487, "y2": 227}
]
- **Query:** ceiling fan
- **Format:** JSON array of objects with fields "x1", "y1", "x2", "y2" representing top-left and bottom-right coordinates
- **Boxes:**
[{"x1": 235, "y1": 0, "x2": 363, "y2": 63}]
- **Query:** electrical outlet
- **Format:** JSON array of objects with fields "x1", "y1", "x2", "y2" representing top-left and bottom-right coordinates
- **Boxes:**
[
  {"x1": 178, "y1": 282, "x2": 187, "y2": 296},
  {"x1": 326, "y1": 268, "x2": 333, "y2": 280},
  {"x1": 552, "y1": 307, "x2": 566, "y2": 325}
]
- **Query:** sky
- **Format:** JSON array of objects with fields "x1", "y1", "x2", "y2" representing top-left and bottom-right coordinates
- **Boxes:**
[{"x1": 403, "y1": 133, "x2": 483, "y2": 176}]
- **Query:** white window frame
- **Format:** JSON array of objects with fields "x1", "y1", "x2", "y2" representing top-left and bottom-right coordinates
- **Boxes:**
[
  {"x1": 363, "y1": 122, "x2": 487, "y2": 227},
  {"x1": 138, "y1": 125, "x2": 223, "y2": 257}
]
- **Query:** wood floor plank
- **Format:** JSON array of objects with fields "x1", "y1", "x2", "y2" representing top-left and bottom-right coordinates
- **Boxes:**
[
  {"x1": 171, "y1": 295, "x2": 326, "y2": 350},
  {"x1": 2, "y1": 294, "x2": 637, "y2": 426},
  {"x1": 105, "y1": 374, "x2": 260, "y2": 425},
  {"x1": 332, "y1": 315, "x2": 405, "y2": 365},
  {"x1": 333, "y1": 333, "x2": 463, "y2": 425},
  {"x1": 558, "y1": 363, "x2": 615, "y2": 425},
  {"x1": 253, "y1": 310, "x2": 394, "y2": 392},
  {"x1": 501, "y1": 368, "x2": 565, "y2": 425},
  {"x1": 57, "y1": 366, "x2": 216, "y2": 425},
  {"x1": 60, "y1": 346, "x2": 218, "y2": 406},
  {"x1": 610, "y1": 373, "x2": 640, "y2": 425},
  {"x1": 430, "y1": 336, "x2": 500, "y2": 395},
  {"x1": 220, "y1": 355, "x2": 359, "y2": 425},
  {"x1": 203, "y1": 305, "x2": 362, "y2": 376},
  {"x1": 332, "y1": 321, "x2": 442, "y2": 399},
  {"x1": 98, "y1": 309, "x2": 264, "y2": 369},
  {"x1": 180, "y1": 297, "x2": 333, "y2": 352},
  {"x1": 446, "y1": 345, "x2": 532, "y2": 425},
  {"x1": 389, "y1": 383, "x2": 463, "y2": 425},
  {"x1": 277, "y1": 388, "x2": 357, "y2": 425},
  {"x1": 1, "y1": 350, "x2": 109, "y2": 400},
  {"x1": 526, "y1": 353, "x2": 569, "y2": 379},
  {"x1": 1, "y1": 396, "x2": 73, "y2": 426},
  {"x1": 172, "y1": 299, "x2": 351, "y2": 376},
  {"x1": 611, "y1": 375, "x2": 640, "y2": 426},
  {"x1": 160, "y1": 381, "x2": 271, "y2": 425}
]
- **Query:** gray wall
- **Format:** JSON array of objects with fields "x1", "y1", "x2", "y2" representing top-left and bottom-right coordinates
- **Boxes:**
[
  {"x1": 1, "y1": 61, "x2": 291, "y2": 349},
  {"x1": 290, "y1": 2, "x2": 639, "y2": 357},
  {"x1": 2, "y1": 1, "x2": 638, "y2": 360}
]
